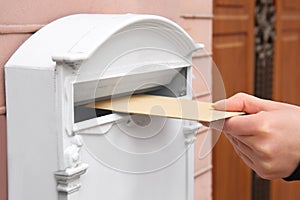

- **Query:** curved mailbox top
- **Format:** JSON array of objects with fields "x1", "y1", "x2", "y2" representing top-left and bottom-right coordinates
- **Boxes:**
[{"x1": 6, "y1": 14, "x2": 202, "y2": 70}]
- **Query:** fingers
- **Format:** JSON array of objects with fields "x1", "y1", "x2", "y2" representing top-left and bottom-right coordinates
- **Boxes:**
[
  {"x1": 225, "y1": 133, "x2": 256, "y2": 170},
  {"x1": 222, "y1": 112, "x2": 265, "y2": 135},
  {"x1": 213, "y1": 93, "x2": 266, "y2": 113},
  {"x1": 203, "y1": 112, "x2": 262, "y2": 135},
  {"x1": 213, "y1": 92, "x2": 291, "y2": 114},
  {"x1": 225, "y1": 134, "x2": 254, "y2": 158}
]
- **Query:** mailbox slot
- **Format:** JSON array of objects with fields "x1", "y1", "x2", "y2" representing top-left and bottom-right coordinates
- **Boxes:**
[{"x1": 73, "y1": 66, "x2": 189, "y2": 124}]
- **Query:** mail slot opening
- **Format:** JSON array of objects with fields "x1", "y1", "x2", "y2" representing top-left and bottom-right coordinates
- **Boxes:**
[{"x1": 73, "y1": 67, "x2": 188, "y2": 123}]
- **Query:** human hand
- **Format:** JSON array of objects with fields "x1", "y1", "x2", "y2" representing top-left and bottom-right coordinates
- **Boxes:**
[{"x1": 213, "y1": 93, "x2": 300, "y2": 180}]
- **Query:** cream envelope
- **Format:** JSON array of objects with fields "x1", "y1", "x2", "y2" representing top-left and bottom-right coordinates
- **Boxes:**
[{"x1": 89, "y1": 94, "x2": 244, "y2": 122}]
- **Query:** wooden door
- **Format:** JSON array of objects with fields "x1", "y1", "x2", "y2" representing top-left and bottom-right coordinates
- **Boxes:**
[
  {"x1": 212, "y1": 1, "x2": 255, "y2": 200},
  {"x1": 272, "y1": 0, "x2": 300, "y2": 199}
]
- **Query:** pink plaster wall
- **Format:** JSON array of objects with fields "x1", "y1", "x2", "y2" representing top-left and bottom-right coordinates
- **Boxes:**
[
  {"x1": 180, "y1": 0, "x2": 213, "y2": 15},
  {"x1": 0, "y1": 34, "x2": 32, "y2": 115},
  {"x1": 0, "y1": 1, "x2": 213, "y2": 199},
  {"x1": 1, "y1": 0, "x2": 178, "y2": 24}
]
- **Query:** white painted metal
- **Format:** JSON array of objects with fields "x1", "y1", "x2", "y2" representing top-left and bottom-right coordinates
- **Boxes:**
[{"x1": 5, "y1": 14, "x2": 202, "y2": 200}]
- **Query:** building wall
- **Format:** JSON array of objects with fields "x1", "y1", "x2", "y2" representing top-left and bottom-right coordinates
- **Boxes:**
[{"x1": 0, "y1": 1, "x2": 213, "y2": 199}]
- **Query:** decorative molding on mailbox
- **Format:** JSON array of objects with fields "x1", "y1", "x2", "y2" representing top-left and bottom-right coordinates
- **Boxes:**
[
  {"x1": 58, "y1": 60, "x2": 83, "y2": 71},
  {"x1": 183, "y1": 121, "x2": 201, "y2": 145},
  {"x1": 55, "y1": 135, "x2": 88, "y2": 196},
  {"x1": 55, "y1": 163, "x2": 88, "y2": 194},
  {"x1": 64, "y1": 135, "x2": 84, "y2": 168}
]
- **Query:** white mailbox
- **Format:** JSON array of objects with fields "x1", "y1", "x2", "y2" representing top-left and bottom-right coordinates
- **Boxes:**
[{"x1": 5, "y1": 14, "x2": 203, "y2": 200}]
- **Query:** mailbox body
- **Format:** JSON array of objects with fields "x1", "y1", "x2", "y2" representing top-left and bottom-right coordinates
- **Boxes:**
[{"x1": 5, "y1": 14, "x2": 202, "y2": 200}]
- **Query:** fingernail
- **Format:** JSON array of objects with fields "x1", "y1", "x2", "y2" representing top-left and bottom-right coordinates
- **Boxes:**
[{"x1": 213, "y1": 99, "x2": 226, "y2": 110}]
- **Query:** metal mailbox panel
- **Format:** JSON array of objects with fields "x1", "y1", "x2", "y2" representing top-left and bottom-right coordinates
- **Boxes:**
[{"x1": 5, "y1": 14, "x2": 201, "y2": 200}]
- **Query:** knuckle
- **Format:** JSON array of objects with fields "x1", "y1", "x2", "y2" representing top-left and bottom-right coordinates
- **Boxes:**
[
  {"x1": 261, "y1": 161, "x2": 273, "y2": 172},
  {"x1": 256, "y1": 163, "x2": 276, "y2": 180},
  {"x1": 257, "y1": 116, "x2": 271, "y2": 134},
  {"x1": 253, "y1": 119, "x2": 276, "y2": 159},
  {"x1": 256, "y1": 158, "x2": 283, "y2": 180},
  {"x1": 235, "y1": 92, "x2": 247, "y2": 99},
  {"x1": 253, "y1": 142, "x2": 273, "y2": 159}
]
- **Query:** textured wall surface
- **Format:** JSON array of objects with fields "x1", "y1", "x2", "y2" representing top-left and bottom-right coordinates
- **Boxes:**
[{"x1": 0, "y1": 1, "x2": 212, "y2": 199}]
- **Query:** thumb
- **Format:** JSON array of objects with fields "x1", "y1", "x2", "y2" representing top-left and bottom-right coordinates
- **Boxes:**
[{"x1": 213, "y1": 93, "x2": 278, "y2": 114}]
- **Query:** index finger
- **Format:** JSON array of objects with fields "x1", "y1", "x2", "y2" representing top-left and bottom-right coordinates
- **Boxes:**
[{"x1": 222, "y1": 113, "x2": 263, "y2": 136}]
